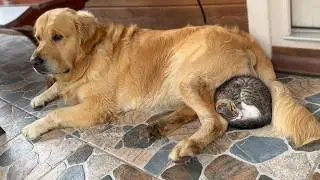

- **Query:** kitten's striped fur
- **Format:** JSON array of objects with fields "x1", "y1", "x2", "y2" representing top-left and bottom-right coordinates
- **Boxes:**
[{"x1": 215, "y1": 75, "x2": 272, "y2": 129}]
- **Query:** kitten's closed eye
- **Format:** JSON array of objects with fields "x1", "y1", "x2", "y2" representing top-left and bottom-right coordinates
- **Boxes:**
[
  {"x1": 217, "y1": 103, "x2": 238, "y2": 119},
  {"x1": 216, "y1": 104, "x2": 228, "y2": 113}
]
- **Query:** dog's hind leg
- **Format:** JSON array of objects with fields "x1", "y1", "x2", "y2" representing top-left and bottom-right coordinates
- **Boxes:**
[
  {"x1": 128, "y1": 107, "x2": 197, "y2": 146},
  {"x1": 169, "y1": 75, "x2": 229, "y2": 161},
  {"x1": 147, "y1": 106, "x2": 197, "y2": 136},
  {"x1": 254, "y1": 48, "x2": 320, "y2": 146}
]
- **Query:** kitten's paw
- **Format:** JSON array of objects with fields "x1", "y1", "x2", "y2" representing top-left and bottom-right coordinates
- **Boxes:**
[
  {"x1": 30, "y1": 96, "x2": 47, "y2": 109},
  {"x1": 169, "y1": 139, "x2": 201, "y2": 161}
]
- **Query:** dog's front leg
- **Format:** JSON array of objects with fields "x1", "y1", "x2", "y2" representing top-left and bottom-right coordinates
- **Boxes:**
[
  {"x1": 23, "y1": 98, "x2": 112, "y2": 139},
  {"x1": 30, "y1": 82, "x2": 59, "y2": 109}
]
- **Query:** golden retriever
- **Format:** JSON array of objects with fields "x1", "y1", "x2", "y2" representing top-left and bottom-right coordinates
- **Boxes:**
[{"x1": 22, "y1": 8, "x2": 320, "y2": 160}]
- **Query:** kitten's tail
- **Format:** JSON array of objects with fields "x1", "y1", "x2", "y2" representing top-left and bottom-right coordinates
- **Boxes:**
[{"x1": 250, "y1": 40, "x2": 320, "y2": 146}]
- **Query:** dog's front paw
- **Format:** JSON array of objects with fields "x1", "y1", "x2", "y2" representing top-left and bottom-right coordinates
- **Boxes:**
[
  {"x1": 22, "y1": 121, "x2": 44, "y2": 140},
  {"x1": 30, "y1": 96, "x2": 47, "y2": 109},
  {"x1": 169, "y1": 139, "x2": 201, "y2": 161}
]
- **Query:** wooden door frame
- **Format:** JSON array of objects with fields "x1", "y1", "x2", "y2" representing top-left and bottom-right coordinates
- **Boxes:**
[{"x1": 246, "y1": 0, "x2": 272, "y2": 57}]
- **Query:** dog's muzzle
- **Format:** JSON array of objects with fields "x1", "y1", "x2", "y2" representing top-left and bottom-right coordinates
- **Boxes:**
[{"x1": 30, "y1": 56, "x2": 49, "y2": 74}]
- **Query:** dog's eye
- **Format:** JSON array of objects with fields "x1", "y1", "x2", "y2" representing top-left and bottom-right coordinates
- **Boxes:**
[
  {"x1": 52, "y1": 34, "x2": 63, "y2": 42},
  {"x1": 35, "y1": 36, "x2": 41, "y2": 41}
]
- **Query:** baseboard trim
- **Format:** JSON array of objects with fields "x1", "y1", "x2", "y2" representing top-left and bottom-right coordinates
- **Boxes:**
[{"x1": 272, "y1": 46, "x2": 320, "y2": 76}]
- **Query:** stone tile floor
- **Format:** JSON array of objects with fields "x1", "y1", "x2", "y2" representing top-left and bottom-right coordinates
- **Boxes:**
[{"x1": 0, "y1": 33, "x2": 319, "y2": 180}]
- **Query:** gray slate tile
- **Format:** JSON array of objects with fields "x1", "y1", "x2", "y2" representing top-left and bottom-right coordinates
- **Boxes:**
[
  {"x1": 144, "y1": 142, "x2": 176, "y2": 175},
  {"x1": 230, "y1": 136, "x2": 288, "y2": 163}
]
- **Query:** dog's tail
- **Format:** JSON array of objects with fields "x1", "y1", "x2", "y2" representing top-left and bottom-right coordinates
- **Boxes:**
[
  {"x1": 250, "y1": 39, "x2": 320, "y2": 146},
  {"x1": 268, "y1": 80, "x2": 320, "y2": 145}
]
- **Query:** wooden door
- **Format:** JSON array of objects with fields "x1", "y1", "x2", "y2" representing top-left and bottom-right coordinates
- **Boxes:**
[{"x1": 85, "y1": 0, "x2": 248, "y2": 31}]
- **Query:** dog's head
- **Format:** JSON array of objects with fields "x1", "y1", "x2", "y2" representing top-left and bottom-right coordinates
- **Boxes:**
[{"x1": 31, "y1": 8, "x2": 102, "y2": 77}]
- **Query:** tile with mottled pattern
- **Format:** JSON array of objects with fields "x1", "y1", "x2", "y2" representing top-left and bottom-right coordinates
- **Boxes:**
[{"x1": 0, "y1": 131, "x2": 85, "y2": 180}]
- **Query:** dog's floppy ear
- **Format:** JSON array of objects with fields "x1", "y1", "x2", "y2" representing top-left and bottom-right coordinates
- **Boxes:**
[{"x1": 75, "y1": 11, "x2": 104, "y2": 52}]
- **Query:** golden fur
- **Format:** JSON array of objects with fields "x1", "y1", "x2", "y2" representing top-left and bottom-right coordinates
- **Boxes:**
[{"x1": 22, "y1": 8, "x2": 320, "y2": 160}]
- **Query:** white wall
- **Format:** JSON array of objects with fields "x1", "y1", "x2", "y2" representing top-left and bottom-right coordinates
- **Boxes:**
[
  {"x1": 247, "y1": 0, "x2": 320, "y2": 54},
  {"x1": 247, "y1": 0, "x2": 272, "y2": 57}
]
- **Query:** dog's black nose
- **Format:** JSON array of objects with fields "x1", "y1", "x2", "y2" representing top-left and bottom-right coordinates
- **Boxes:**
[{"x1": 30, "y1": 56, "x2": 44, "y2": 66}]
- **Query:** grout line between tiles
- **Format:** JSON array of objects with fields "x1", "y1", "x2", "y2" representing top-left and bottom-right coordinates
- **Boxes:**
[
  {"x1": 306, "y1": 102, "x2": 320, "y2": 106},
  {"x1": 0, "y1": 131, "x2": 21, "y2": 148},
  {"x1": 36, "y1": 136, "x2": 104, "y2": 180},
  {"x1": 0, "y1": 96, "x2": 161, "y2": 179},
  {"x1": 36, "y1": 154, "x2": 67, "y2": 180},
  {"x1": 312, "y1": 108, "x2": 320, "y2": 115},
  {"x1": 306, "y1": 154, "x2": 320, "y2": 180},
  {"x1": 0, "y1": 96, "x2": 31, "y2": 114},
  {"x1": 0, "y1": 97, "x2": 39, "y2": 148},
  {"x1": 62, "y1": 130, "x2": 161, "y2": 180}
]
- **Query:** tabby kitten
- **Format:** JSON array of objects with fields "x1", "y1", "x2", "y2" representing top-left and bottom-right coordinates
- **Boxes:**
[{"x1": 214, "y1": 75, "x2": 272, "y2": 129}]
